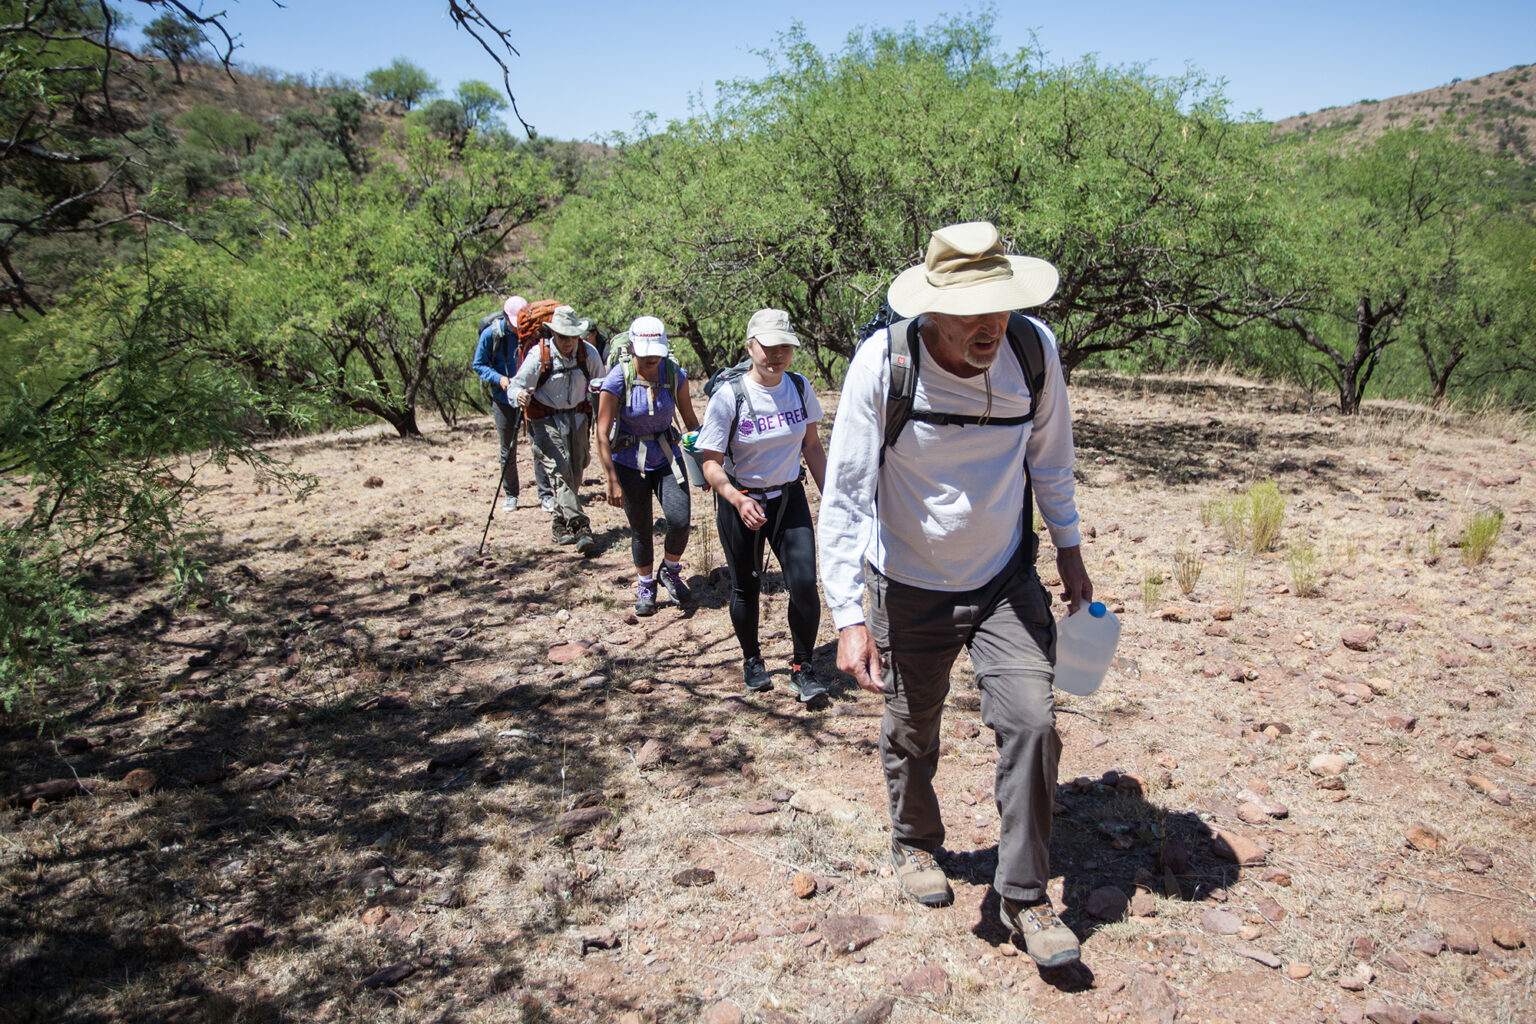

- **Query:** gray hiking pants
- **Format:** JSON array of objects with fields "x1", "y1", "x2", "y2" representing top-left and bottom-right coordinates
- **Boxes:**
[
  {"x1": 529, "y1": 409, "x2": 591, "y2": 528},
  {"x1": 867, "y1": 544, "x2": 1060, "y2": 903},
  {"x1": 492, "y1": 401, "x2": 551, "y2": 502}
]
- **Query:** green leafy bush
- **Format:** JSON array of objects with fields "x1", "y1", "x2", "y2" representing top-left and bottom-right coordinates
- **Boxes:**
[{"x1": 1, "y1": 259, "x2": 307, "y2": 717}]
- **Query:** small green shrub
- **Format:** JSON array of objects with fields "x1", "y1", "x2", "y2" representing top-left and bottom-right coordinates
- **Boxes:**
[
  {"x1": 1247, "y1": 479, "x2": 1285, "y2": 553},
  {"x1": 0, "y1": 535, "x2": 95, "y2": 715},
  {"x1": 1201, "y1": 497, "x2": 1247, "y2": 548},
  {"x1": 1142, "y1": 569, "x2": 1164, "y2": 609},
  {"x1": 1459, "y1": 509, "x2": 1504, "y2": 566},
  {"x1": 1201, "y1": 480, "x2": 1285, "y2": 555},
  {"x1": 1288, "y1": 537, "x2": 1320, "y2": 597}
]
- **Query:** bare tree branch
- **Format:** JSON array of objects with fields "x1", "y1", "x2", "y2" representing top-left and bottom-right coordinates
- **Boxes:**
[{"x1": 445, "y1": 0, "x2": 533, "y2": 137}]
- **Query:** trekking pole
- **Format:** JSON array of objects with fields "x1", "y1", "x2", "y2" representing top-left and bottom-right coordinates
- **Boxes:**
[{"x1": 477, "y1": 472, "x2": 504, "y2": 557}]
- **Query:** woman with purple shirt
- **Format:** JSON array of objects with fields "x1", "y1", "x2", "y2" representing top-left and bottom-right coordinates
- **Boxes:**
[{"x1": 594, "y1": 316, "x2": 702, "y2": 616}]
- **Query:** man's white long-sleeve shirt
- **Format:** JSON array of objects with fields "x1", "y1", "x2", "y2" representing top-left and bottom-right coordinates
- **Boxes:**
[
  {"x1": 817, "y1": 316, "x2": 1082, "y2": 630},
  {"x1": 509, "y1": 340, "x2": 604, "y2": 411}
]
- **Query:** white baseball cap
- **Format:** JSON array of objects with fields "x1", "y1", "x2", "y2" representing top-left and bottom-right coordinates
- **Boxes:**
[{"x1": 628, "y1": 315, "x2": 669, "y2": 358}]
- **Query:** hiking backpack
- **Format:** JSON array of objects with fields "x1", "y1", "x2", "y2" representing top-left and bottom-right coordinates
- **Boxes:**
[
  {"x1": 605, "y1": 330, "x2": 631, "y2": 367},
  {"x1": 873, "y1": 312, "x2": 1049, "y2": 550},
  {"x1": 514, "y1": 299, "x2": 563, "y2": 366},
  {"x1": 702, "y1": 360, "x2": 809, "y2": 463},
  {"x1": 473, "y1": 299, "x2": 560, "y2": 384}
]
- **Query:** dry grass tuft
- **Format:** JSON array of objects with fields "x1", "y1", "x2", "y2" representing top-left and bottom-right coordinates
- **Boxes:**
[
  {"x1": 1172, "y1": 549, "x2": 1203, "y2": 597},
  {"x1": 1246, "y1": 479, "x2": 1285, "y2": 554},
  {"x1": 1288, "y1": 535, "x2": 1320, "y2": 597},
  {"x1": 1458, "y1": 508, "x2": 1504, "y2": 566}
]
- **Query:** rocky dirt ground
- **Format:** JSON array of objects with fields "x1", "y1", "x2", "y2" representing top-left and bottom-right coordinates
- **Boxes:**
[{"x1": 2, "y1": 375, "x2": 1533, "y2": 1024}]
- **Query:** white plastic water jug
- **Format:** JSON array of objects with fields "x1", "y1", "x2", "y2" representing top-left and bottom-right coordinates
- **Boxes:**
[{"x1": 1054, "y1": 601, "x2": 1121, "y2": 696}]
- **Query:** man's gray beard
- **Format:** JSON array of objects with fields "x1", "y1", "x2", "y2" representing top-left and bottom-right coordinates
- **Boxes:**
[{"x1": 963, "y1": 345, "x2": 1001, "y2": 370}]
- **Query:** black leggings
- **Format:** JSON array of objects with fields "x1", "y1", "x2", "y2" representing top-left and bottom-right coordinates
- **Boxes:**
[
  {"x1": 614, "y1": 462, "x2": 691, "y2": 568},
  {"x1": 715, "y1": 482, "x2": 820, "y2": 664}
]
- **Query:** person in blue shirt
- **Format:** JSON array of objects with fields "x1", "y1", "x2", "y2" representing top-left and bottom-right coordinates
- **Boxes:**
[
  {"x1": 594, "y1": 316, "x2": 701, "y2": 616},
  {"x1": 472, "y1": 295, "x2": 552, "y2": 512}
]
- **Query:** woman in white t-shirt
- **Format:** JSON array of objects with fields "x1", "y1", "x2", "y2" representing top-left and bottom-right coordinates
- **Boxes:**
[{"x1": 696, "y1": 308, "x2": 828, "y2": 704}]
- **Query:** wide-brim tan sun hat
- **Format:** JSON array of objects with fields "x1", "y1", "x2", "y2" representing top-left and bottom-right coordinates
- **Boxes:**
[
  {"x1": 746, "y1": 307, "x2": 799, "y2": 347},
  {"x1": 887, "y1": 221, "x2": 1059, "y2": 318},
  {"x1": 549, "y1": 305, "x2": 586, "y2": 336}
]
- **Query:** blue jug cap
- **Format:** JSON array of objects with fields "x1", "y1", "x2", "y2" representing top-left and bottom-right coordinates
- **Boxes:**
[{"x1": 1089, "y1": 601, "x2": 1107, "y2": 618}]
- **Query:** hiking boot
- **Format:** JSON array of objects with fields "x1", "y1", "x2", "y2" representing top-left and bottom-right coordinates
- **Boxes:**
[
  {"x1": 553, "y1": 516, "x2": 577, "y2": 545},
  {"x1": 635, "y1": 578, "x2": 658, "y2": 617},
  {"x1": 572, "y1": 520, "x2": 597, "y2": 557},
  {"x1": 743, "y1": 656, "x2": 771, "y2": 692},
  {"x1": 659, "y1": 562, "x2": 690, "y2": 605},
  {"x1": 892, "y1": 841, "x2": 952, "y2": 907},
  {"x1": 789, "y1": 662, "x2": 828, "y2": 704},
  {"x1": 999, "y1": 897, "x2": 1080, "y2": 968}
]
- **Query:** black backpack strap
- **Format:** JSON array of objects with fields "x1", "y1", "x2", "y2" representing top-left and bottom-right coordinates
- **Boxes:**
[
  {"x1": 787, "y1": 371, "x2": 808, "y2": 418},
  {"x1": 876, "y1": 312, "x2": 1051, "y2": 557},
  {"x1": 725, "y1": 372, "x2": 753, "y2": 462},
  {"x1": 881, "y1": 315, "x2": 1046, "y2": 454},
  {"x1": 488, "y1": 314, "x2": 508, "y2": 369},
  {"x1": 879, "y1": 318, "x2": 920, "y2": 467},
  {"x1": 1008, "y1": 312, "x2": 1047, "y2": 422},
  {"x1": 1006, "y1": 313, "x2": 1047, "y2": 560}
]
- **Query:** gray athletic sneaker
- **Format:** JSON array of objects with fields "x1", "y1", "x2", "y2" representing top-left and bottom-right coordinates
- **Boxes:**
[
  {"x1": 743, "y1": 656, "x2": 771, "y2": 692},
  {"x1": 635, "y1": 578, "x2": 658, "y2": 617},
  {"x1": 789, "y1": 662, "x2": 828, "y2": 704},
  {"x1": 659, "y1": 562, "x2": 689, "y2": 605}
]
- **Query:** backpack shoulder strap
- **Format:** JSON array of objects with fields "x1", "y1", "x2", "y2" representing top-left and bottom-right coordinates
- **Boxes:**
[
  {"x1": 482, "y1": 314, "x2": 505, "y2": 365},
  {"x1": 880, "y1": 318, "x2": 920, "y2": 467},
  {"x1": 1007, "y1": 312, "x2": 1047, "y2": 420},
  {"x1": 787, "y1": 371, "x2": 808, "y2": 417},
  {"x1": 535, "y1": 338, "x2": 554, "y2": 388},
  {"x1": 724, "y1": 372, "x2": 751, "y2": 460}
]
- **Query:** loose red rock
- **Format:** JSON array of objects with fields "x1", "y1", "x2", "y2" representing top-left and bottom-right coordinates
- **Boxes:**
[
  {"x1": 1087, "y1": 886, "x2": 1128, "y2": 921},
  {"x1": 1404, "y1": 823, "x2": 1444, "y2": 853},
  {"x1": 899, "y1": 964, "x2": 950, "y2": 998}
]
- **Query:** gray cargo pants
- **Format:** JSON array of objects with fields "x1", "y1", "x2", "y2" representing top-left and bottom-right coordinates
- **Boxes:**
[
  {"x1": 867, "y1": 544, "x2": 1060, "y2": 903},
  {"x1": 528, "y1": 408, "x2": 591, "y2": 529}
]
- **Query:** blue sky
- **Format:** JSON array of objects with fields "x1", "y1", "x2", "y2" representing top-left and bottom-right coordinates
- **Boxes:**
[{"x1": 142, "y1": 1, "x2": 1534, "y2": 140}]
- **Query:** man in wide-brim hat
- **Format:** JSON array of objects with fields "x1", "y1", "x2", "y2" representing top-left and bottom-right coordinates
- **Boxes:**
[
  {"x1": 511, "y1": 304, "x2": 607, "y2": 556},
  {"x1": 818, "y1": 221, "x2": 1093, "y2": 967}
]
